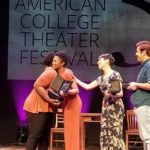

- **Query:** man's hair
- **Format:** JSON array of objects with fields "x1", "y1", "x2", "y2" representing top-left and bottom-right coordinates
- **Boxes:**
[
  {"x1": 42, "y1": 51, "x2": 55, "y2": 66},
  {"x1": 55, "y1": 51, "x2": 68, "y2": 66},
  {"x1": 136, "y1": 40, "x2": 150, "y2": 56},
  {"x1": 98, "y1": 53, "x2": 115, "y2": 66}
]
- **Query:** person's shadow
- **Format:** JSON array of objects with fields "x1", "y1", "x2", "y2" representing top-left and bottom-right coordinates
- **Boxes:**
[{"x1": 112, "y1": 52, "x2": 140, "y2": 67}]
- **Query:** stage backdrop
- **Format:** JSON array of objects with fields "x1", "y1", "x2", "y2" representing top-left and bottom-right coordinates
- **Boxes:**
[{"x1": 8, "y1": 0, "x2": 150, "y2": 82}]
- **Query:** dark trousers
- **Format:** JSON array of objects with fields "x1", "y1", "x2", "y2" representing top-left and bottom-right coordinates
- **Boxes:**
[{"x1": 26, "y1": 112, "x2": 54, "y2": 150}]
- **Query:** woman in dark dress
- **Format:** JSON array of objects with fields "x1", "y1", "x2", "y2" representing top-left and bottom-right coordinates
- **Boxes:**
[{"x1": 75, "y1": 53, "x2": 125, "y2": 150}]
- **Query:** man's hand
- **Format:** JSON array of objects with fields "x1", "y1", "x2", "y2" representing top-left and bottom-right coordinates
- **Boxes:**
[{"x1": 127, "y1": 82, "x2": 138, "y2": 91}]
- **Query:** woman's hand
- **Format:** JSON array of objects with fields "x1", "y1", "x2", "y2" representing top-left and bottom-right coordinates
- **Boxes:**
[
  {"x1": 59, "y1": 90, "x2": 66, "y2": 96},
  {"x1": 49, "y1": 99, "x2": 61, "y2": 106},
  {"x1": 104, "y1": 90, "x2": 110, "y2": 97},
  {"x1": 104, "y1": 90, "x2": 119, "y2": 98}
]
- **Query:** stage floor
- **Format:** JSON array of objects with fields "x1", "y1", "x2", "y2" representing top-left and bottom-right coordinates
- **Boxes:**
[
  {"x1": 0, "y1": 145, "x2": 100, "y2": 150},
  {"x1": 0, "y1": 144, "x2": 144, "y2": 150}
]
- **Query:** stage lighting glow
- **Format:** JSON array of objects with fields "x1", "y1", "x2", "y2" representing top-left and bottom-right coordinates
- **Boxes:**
[{"x1": 9, "y1": 80, "x2": 34, "y2": 124}]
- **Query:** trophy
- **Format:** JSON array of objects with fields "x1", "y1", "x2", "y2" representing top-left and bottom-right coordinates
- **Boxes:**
[
  {"x1": 109, "y1": 80, "x2": 121, "y2": 95},
  {"x1": 122, "y1": 82, "x2": 130, "y2": 89},
  {"x1": 48, "y1": 75, "x2": 73, "y2": 102}
]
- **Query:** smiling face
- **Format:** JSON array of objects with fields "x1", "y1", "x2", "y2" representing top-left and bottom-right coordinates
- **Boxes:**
[
  {"x1": 97, "y1": 57, "x2": 109, "y2": 70},
  {"x1": 52, "y1": 56, "x2": 65, "y2": 71},
  {"x1": 135, "y1": 41, "x2": 150, "y2": 63},
  {"x1": 135, "y1": 46, "x2": 146, "y2": 63}
]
